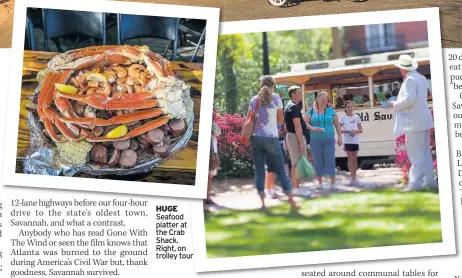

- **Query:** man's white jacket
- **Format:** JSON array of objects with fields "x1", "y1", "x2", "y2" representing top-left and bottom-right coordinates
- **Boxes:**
[{"x1": 392, "y1": 70, "x2": 434, "y2": 135}]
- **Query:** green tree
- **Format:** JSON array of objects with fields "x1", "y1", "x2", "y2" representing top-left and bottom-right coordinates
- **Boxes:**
[{"x1": 214, "y1": 28, "x2": 333, "y2": 115}]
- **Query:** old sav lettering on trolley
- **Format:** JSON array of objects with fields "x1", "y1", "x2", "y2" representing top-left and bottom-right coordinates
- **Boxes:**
[{"x1": 274, "y1": 47, "x2": 432, "y2": 171}]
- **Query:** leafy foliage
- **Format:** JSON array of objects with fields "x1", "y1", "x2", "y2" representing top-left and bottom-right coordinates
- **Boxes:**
[
  {"x1": 214, "y1": 29, "x2": 333, "y2": 115},
  {"x1": 214, "y1": 112, "x2": 254, "y2": 178}
]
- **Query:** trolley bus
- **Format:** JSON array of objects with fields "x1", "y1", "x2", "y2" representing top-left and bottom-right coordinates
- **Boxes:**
[{"x1": 273, "y1": 48, "x2": 432, "y2": 170}]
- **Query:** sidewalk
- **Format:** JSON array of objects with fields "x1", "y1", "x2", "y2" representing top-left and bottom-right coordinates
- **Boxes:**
[{"x1": 209, "y1": 167, "x2": 405, "y2": 211}]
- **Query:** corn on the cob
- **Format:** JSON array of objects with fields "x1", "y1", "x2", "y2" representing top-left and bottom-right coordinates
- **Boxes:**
[{"x1": 56, "y1": 141, "x2": 92, "y2": 165}]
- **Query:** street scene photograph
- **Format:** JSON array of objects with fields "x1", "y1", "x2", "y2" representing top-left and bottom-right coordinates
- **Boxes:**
[{"x1": 205, "y1": 20, "x2": 442, "y2": 258}]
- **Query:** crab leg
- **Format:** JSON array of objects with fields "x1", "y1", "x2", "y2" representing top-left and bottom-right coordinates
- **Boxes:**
[
  {"x1": 44, "y1": 106, "x2": 86, "y2": 141},
  {"x1": 147, "y1": 51, "x2": 174, "y2": 77},
  {"x1": 37, "y1": 72, "x2": 65, "y2": 143},
  {"x1": 53, "y1": 56, "x2": 104, "y2": 71},
  {"x1": 101, "y1": 54, "x2": 133, "y2": 65},
  {"x1": 43, "y1": 70, "x2": 86, "y2": 141},
  {"x1": 106, "y1": 99, "x2": 158, "y2": 110},
  {"x1": 66, "y1": 45, "x2": 128, "y2": 60},
  {"x1": 144, "y1": 56, "x2": 167, "y2": 79},
  {"x1": 37, "y1": 72, "x2": 59, "y2": 109},
  {"x1": 68, "y1": 50, "x2": 110, "y2": 60},
  {"x1": 60, "y1": 108, "x2": 163, "y2": 127},
  {"x1": 104, "y1": 45, "x2": 144, "y2": 61},
  {"x1": 86, "y1": 115, "x2": 170, "y2": 142},
  {"x1": 40, "y1": 69, "x2": 71, "y2": 111},
  {"x1": 53, "y1": 53, "x2": 134, "y2": 71},
  {"x1": 134, "y1": 47, "x2": 173, "y2": 77},
  {"x1": 44, "y1": 118, "x2": 65, "y2": 143},
  {"x1": 55, "y1": 92, "x2": 78, "y2": 118},
  {"x1": 112, "y1": 91, "x2": 161, "y2": 101},
  {"x1": 56, "y1": 91, "x2": 158, "y2": 110},
  {"x1": 65, "y1": 45, "x2": 121, "y2": 55}
]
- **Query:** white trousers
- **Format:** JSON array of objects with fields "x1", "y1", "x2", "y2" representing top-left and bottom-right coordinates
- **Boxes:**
[{"x1": 405, "y1": 130, "x2": 436, "y2": 188}]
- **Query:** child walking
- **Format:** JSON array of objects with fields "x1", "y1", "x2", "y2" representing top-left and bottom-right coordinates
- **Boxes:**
[{"x1": 339, "y1": 101, "x2": 363, "y2": 186}]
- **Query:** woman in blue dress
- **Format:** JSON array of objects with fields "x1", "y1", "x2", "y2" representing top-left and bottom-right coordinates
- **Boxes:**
[{"x1": 305, "y1": 91, "x2": 343, "y2": 188}]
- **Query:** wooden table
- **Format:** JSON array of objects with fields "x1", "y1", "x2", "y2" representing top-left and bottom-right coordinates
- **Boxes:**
[{"x1": 17, "y1": 50, "x2": 203, "y2": 185}]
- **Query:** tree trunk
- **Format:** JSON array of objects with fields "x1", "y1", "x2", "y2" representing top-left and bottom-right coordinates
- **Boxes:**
[
  {"x1": 223, "y1": 50, "x2": 238, "y2": 114},
  {"x1": 262, "y1": 32, "x2": 270, "y2": 75},
  {"x1": 331, "y1": 27, "x2": 342, "y2": 59}
]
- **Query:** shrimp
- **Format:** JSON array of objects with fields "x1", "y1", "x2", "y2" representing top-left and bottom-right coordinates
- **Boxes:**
[
  {"x1": 139, "y1": 72, "x2": 148, "y2": 85},
  {"x1": 112, "y1": 66, "x2": 128, "y2": 78},
  {"x1": 128, "y1": 64, "x2": 147, "y2": 78},
  {"x1": 134, "y1": 85, "x2": 142, "y2": 94},
  {"x1": 103, "y1": 70, "x2": 117, "y2": 84},
  {"x1": 116, "y1": 84, "x2": 133, "y2": 94},
  {"x1": 87, "y1": 81, "x2": 99, "y2": 88},
  {"x1": 116, "y1": 77, "x2": 127, "y2": 85}
]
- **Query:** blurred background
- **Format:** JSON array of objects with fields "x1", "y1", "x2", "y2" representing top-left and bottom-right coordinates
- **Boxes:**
[
  {"x1": 215, "y1": 22, "x2": 429, "y2": 114},
  {"x1": 25, "y1": 7, "x2": 207, "y2": 62}
]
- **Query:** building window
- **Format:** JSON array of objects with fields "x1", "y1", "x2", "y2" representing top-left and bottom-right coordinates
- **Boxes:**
[{"x1": 365, "y1": 24, "x2": 396, "y2": 52}]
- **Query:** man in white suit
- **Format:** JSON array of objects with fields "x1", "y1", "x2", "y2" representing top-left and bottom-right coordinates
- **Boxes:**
[{"x1": 390, "y1": 55, "x2": 437, "y2": 191}]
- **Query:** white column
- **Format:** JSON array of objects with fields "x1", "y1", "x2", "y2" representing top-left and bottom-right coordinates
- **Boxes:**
[
  {"x1": 368, "y1": 76, "x2": 374, "y2": 108},
  {"x1": 301, "y1": 83, "x2": 305, "y2": 112}
]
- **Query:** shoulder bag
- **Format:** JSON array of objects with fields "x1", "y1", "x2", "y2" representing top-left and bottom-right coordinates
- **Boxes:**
[{"x1": 240, "y1": 99, "x2": 260, "y2": 144}]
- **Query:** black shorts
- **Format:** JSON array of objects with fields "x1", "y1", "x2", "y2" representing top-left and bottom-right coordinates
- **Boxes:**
[{"x1": 344, "y1": 144, "x2": 359, "y2": 152}]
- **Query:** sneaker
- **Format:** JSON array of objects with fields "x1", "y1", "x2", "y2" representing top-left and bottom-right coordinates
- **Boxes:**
[
  {"x1": 299, "y1": 187, "x2": 312, "y2": 197},
  {"x1": 293, "y1": 187, "x2": 312, "y2": 197},
  {"x1": 313, "y1": 183, "x2": 323, "y2": 190},
  {"x1": 292, "y1": 188, "x2": 301, "y2": 196},
  {"x1": 269, "y1": 190, "x2": 279, "y2": 199},
  {"x1": 272, "y1": 190, "x2": 286, "y2": 198},
  {"x1": 264, "y1": 189, "x2": 276, "y2": 199},
  {"x1": 349, "y1": 179, "x2": 361, "y2": 187}
]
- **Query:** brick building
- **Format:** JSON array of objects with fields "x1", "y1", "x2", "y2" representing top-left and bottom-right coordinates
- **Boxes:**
[{"x1": 342, "y1": 21, "x2": 428, "y2": 56}]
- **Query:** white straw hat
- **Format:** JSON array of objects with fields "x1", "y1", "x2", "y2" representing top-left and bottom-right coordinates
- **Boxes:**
[{"x1": 394, "y1": 54, "x2": 418, "y2": 71}]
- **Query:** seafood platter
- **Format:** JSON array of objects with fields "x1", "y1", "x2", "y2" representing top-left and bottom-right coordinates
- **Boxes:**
[{"x1": 24, "y1": 45, "x2": 195, "y2": 176}]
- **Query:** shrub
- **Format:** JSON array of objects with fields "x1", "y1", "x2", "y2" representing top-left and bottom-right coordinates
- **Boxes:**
[{"x1": 214, "y1": 112, "x2": 254, "y2": 178}]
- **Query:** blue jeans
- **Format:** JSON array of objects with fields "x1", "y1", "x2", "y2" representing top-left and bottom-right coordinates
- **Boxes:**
[
  {"x1": 266, "y1": 143, "x2": 287, "y2": 172},
  {"x1": 310, "y1": 137, "x2": 336, "y2": 177},
  {"x1": 250, "y1": 136, "x2": 292, "y2": 196}
]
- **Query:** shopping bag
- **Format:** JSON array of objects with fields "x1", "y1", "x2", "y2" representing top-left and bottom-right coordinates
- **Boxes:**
[{"x1": 295, "y1": 155, "x2": 315, "y2": 180}]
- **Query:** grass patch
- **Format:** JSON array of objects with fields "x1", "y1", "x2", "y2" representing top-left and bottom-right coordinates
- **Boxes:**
[{"x1": 205, "y1": 189, "x2": 441, "y2": 258}]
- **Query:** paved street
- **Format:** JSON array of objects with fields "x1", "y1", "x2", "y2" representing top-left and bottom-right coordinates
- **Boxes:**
[
  {"x1": 208, "y1": 167, "x2": 410, "y2": 211},
  {"x1": 0, "y1": 0, "x2": 460, "y2": 48}
]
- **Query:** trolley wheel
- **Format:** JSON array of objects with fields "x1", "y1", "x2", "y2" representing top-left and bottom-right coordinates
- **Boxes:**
[{"x1": 267, "y1": 0, "x2": 288, "y2": 7}]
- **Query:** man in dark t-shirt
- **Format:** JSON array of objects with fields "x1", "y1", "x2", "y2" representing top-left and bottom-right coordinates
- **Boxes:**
[{"x1": 284, "y1": 86, "x2": 310, "y2": 196}]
